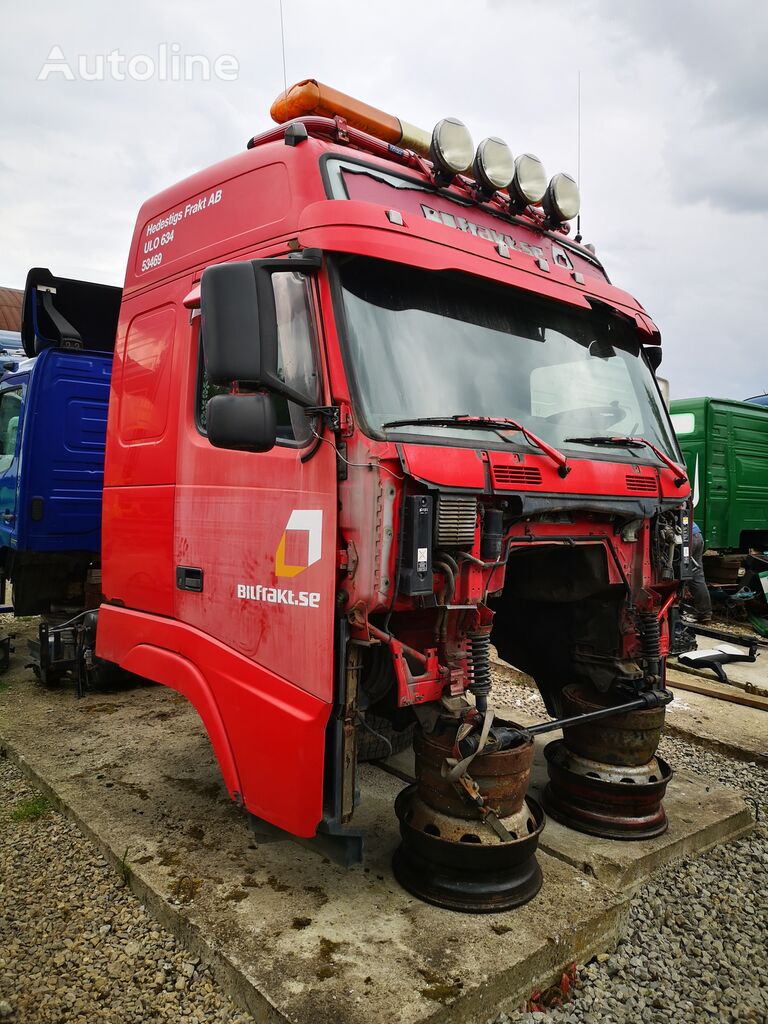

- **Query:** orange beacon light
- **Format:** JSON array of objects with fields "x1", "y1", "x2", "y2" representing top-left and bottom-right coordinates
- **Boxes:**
[{"x1": 270, "y1": 79, "x2": 432, "y2": 157}]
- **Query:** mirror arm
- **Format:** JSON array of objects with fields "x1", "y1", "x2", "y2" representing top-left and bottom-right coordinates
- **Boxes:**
[{"x1": 305, "y1": 405, "x2": 341, "y2": 433}]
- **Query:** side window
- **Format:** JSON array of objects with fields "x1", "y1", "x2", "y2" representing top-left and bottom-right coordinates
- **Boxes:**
[
  {"x1": 197, "y1": 364, "x2": 227, "y2": 433},
  {"x1": 196, "y1": 271, "x2": 321, "y2": 445},
  {"x1": 0, "y1": 388, "x2": 22, "y2": 474},
  {"x1": 670, "y1": 412, "x2": 696, "y2": 436}
]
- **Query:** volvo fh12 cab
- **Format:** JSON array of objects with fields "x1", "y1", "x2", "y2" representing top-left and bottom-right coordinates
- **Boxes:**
[{"x1": 4, "y1": 80, "x2": 690, "y2": 910}]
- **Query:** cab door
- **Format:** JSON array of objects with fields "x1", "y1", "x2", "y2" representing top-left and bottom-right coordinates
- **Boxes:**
[
  {"x1": 0, "y1": 382, "x2": 24, "y2": 551},
  {"x1": 173, "y1": 267, "x2": 338, "y2": 830}
]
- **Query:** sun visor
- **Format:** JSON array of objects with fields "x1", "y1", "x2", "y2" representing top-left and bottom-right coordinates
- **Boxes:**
[
  {"x1": 587, "y1": 296, "x2": 662, "y2": 345},
  {"x1": 297, "y1": 200, "x2": 596, "y2": 313}
]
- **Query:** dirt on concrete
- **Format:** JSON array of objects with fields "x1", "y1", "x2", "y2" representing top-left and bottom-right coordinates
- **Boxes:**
[
  {"x1": 0, "y1": 630, "x2": 628, "y2": 1024},
  {"x1": 0, "y1": 622, "x2": 758, "y2": 1024}
]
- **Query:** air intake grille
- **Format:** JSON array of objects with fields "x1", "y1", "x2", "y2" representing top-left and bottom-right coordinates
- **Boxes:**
[
  {"x1": 435, "y1": 495, "x2": 477, "y2": 548},
  {"x1": 626, "y1": 474, "x2": 657, "y2": 493},
  {"x1": 492, "y1": 465, "x2": 543, "y2": 488}
]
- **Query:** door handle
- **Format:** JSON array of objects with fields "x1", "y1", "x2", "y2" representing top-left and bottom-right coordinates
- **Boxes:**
[{"x1": 176, "y1": 566, "x2": 204, "y2": 592}]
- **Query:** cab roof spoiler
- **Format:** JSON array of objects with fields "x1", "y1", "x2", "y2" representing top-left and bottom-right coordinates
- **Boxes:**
[{"x1": 21, "y1": 268, "x2": 122, "y2": 359}]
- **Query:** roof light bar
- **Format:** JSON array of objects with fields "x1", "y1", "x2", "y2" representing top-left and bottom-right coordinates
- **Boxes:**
[{"x1": 270, "y1": 80, "x2": 580, "y2": 224}]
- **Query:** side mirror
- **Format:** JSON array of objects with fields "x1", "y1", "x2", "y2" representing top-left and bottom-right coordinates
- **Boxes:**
[
  {"x1": 206, "y1": 393, "x2": 277, "y2": 453},
  {"x1": 200, "y1": 252, "x2": 321, "y2": 405},
  {"x1": 645, "y1": 346, "x2": 663, "y2": 372},
  {"x1": 200, "y1": 262, "x2": 274, "y2": 386}
]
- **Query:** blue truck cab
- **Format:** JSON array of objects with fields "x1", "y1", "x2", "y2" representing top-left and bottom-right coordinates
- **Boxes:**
[{"x1": 0, "y1": 269, "x2": 120, "y2": 615}]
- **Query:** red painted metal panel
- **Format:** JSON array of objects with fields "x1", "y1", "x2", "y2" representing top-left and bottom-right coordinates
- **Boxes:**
[
  {"x1": 132, "y1": 162, "x2": 291, "y2": 285},
  {"x1": 400, "y1": 444, "x2": 486, "y2": 489},
  {"x1": 173, "y1": 475, "x2": 337, "y2": 703},
  {"x1": 122, "y1": 139, "x2": 330, "y2": 298},
  {"x1": 101, "y1": 485, "x2": 176, "y2": 615},
  {"x1": 342, "y1": 170, "x2": 605, "y2": 282},
  {"x1": 117, "y1": 305, "x2": 176, "y2": 442},
  {"x1": 492, "y1": 464, "x2": 543, "y2": 488},
  {"x1": 170, "y1": 278, "x2": 338, "y2": 702},
  {"x1": 399, "y1": 444, "x2": 688, "y2": 501},
  {"x1": 105, "y1": 293, "x2": 183, "y2": 488}
]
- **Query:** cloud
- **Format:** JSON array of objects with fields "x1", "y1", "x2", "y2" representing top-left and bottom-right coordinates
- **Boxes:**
[
  {"x1": 0, "y1": 0, "x2": 766, "y2": 401},
  {"x1": 598, "y1": 0, "x2": 768, "y2": 124},
  {"x1": 577, "y1": 0, "x2": 768, "y2": 213}
]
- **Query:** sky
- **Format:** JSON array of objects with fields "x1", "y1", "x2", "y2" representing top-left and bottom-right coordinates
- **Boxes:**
[{"x1": 1, "y1": 0, "x2": 766, "y2": 400}]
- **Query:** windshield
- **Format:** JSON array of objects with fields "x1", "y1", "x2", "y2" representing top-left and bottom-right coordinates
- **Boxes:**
[{"x1": 336, "y1": 257, "x2": 678, "y2": 460}]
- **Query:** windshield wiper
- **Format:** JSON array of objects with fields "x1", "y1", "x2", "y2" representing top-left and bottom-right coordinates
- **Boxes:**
[
  {"x1": 382, "y1": 415, "x2": 571, "y2": 477},
  {"x1": 564, "y1": 435, "x2": 688, "y2": 487}
]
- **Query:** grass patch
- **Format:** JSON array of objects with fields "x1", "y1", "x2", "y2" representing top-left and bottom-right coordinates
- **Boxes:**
[
  {"x1": 11, "y1": 795, "x2": 51, "y2": 822},
  {"x1": 118, "y1": 846, "x2": 131, "y2": 886}
]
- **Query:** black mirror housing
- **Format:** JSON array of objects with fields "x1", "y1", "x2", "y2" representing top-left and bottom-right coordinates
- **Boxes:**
[
  {"x1": 645, "y1": 346, "x2": 663, "y2": 372},
  {"x1": 206, "y1": 393, "x2": 277, "y2": 453},
  {"x1": 200, "y1": 251, "x2": 322, "y2": 404},
  {"x1": 200, "y1": 261, "x2": 276, "y2": 386}
]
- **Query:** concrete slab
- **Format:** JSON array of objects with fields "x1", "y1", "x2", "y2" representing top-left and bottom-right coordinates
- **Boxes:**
[
  {"x1": 0, "y1": 672, "x2": 629, "y2": 1024},
  {"x1": 525, "y1": 734, "x2": 755, "y2": 893},
  {"x1": 664, "y1": 670, "x2": 768, "y2": 766}
]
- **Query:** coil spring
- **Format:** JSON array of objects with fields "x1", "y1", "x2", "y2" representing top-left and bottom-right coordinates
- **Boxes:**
[
  {"x1": 639, "y1": 612, "x2": 661, "y2": 659},
  {"x1": 639, "y1": 611, "x2": 662, "y2": 682},
  {"x1": 467, "y1": 630, "x2": 492, "y2": 713}
]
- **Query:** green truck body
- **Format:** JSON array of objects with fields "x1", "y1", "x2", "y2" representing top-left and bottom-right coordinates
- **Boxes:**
[{"x1": 670, "y1": 397, "x2": 768, "y2": 551}]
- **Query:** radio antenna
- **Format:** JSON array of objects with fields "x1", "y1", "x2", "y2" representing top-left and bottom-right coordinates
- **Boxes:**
[
  {"x1": 279, "y1": 0, "x2": 288, "y2": 98},
  {"x1": 577, "y1": 69, "x2": 581, "y2": 242}
]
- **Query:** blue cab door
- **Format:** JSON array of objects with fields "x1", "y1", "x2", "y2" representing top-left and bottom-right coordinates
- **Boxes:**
[{"x1": 0, "y1": 381, "x2": 25, "y2": 551}]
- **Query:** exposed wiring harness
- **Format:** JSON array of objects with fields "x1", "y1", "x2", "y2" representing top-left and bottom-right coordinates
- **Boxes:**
[{"x1": 309, "y1": 427, "x2": 404, "y2": 481}]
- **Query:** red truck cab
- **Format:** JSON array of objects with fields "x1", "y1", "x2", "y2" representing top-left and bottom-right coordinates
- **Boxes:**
[{"x1": 76, "y1": 83, "x2": 692, "y2": 870}]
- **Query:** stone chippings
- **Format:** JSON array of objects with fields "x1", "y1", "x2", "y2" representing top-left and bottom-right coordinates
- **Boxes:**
[
  {"x1": 493, "y1": 684, "x2": 768, "y2": 1024},
  {"x1": 0, "y1": 758, "x2": 254, "y2": 1024},
  {"x1": 1, "y1": 676, "x2": 767, "y2": 1024}
]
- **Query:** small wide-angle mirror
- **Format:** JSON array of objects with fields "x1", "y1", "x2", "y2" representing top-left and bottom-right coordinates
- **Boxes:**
[{"x1": 206, "y1": 392, "x2": 277, "y2": 452}]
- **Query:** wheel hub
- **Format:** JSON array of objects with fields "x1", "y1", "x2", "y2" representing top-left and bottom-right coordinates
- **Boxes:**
[{"x1": 392, "y1": 723, "x2": 545, "y2": 912}]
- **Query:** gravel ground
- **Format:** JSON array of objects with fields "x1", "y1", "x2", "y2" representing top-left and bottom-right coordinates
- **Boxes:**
[
  {"x1": 0, "y1": 757, "x2": 255, "y2": 1024},
  {"x1": 490, "y1": 678, "x2": 768, "y2": 1024},
  {"x1": 2, "y1": 668, "x2": 765, "y2": 1024}
]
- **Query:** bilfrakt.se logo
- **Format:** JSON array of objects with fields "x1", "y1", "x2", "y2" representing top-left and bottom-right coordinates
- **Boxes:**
[
  {"x1": 237, "y1": 510, "x2": 323, "y2": 609},
  {"x1": 275, "y1": 509, "x2": 323, "y2": 578}
]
